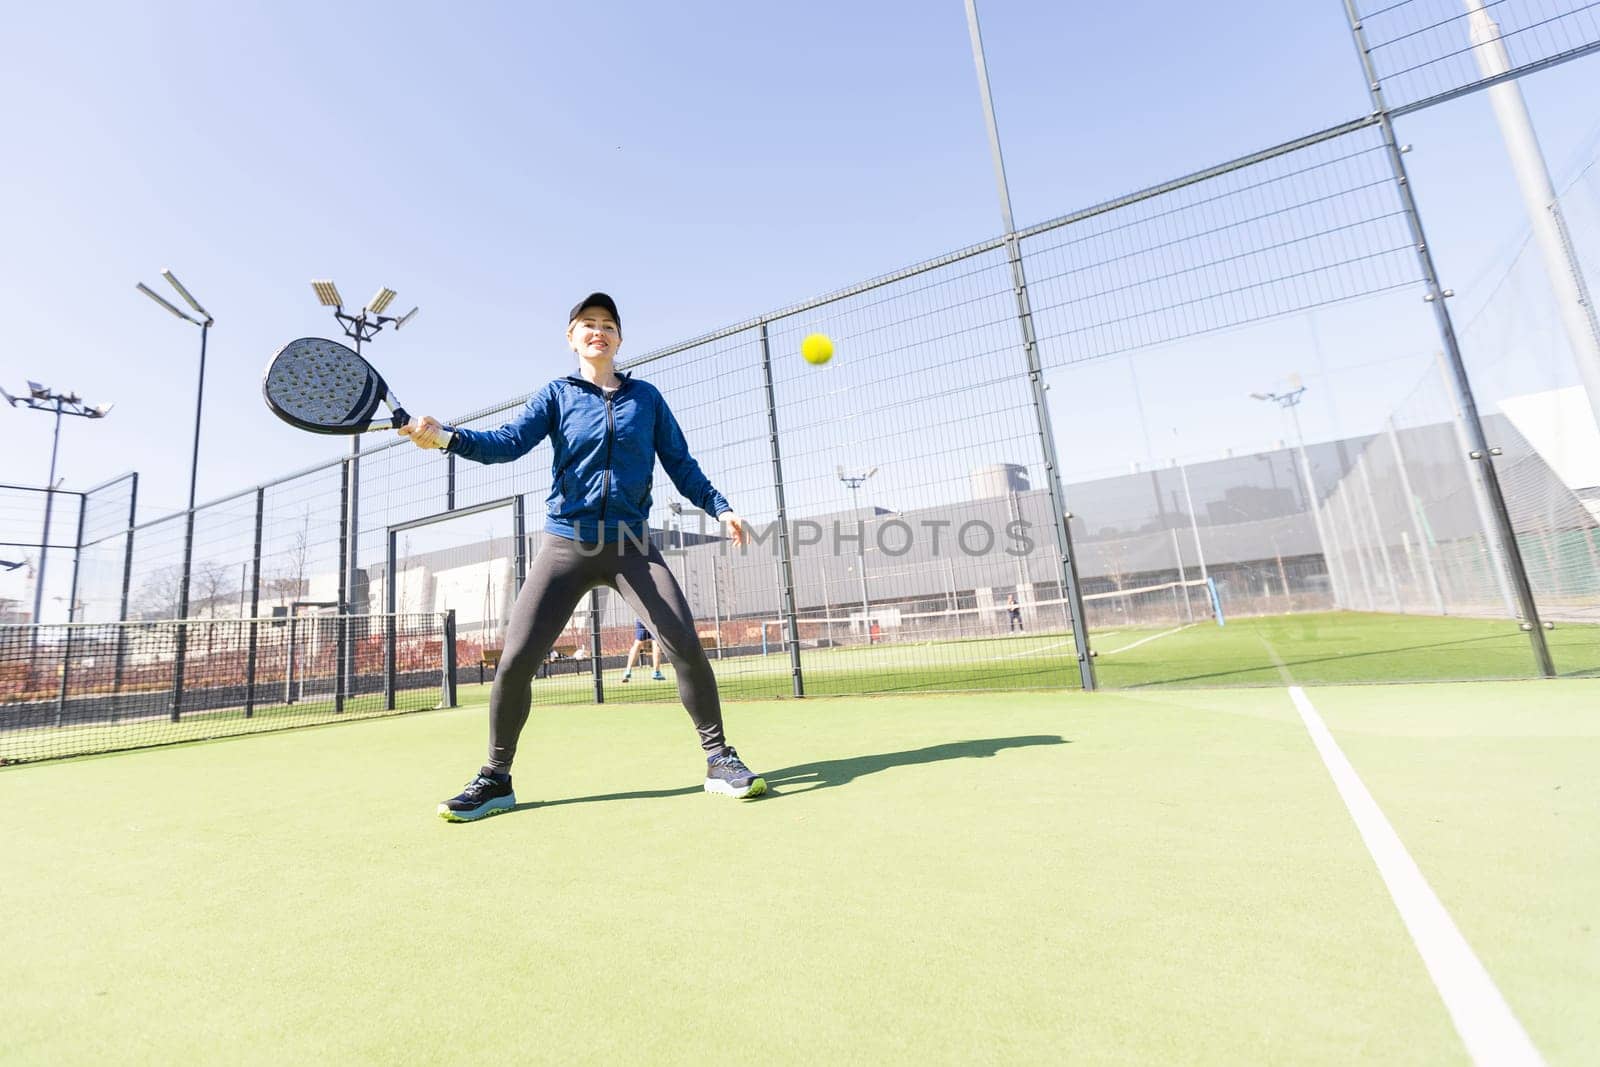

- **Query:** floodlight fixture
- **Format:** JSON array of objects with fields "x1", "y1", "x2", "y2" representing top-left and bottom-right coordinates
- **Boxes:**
[
  {"x1": 137, "y1": 282, "x2": 200, "y2": 324},
  {"x1": 312, "y1": 280, "x2": 344, "y2": 308},
  {"x1": 365, "y1": 287, "x2": 397, "y2": 315},
  {"x1": 161, "y1": 269, "x2": 212, "y2": 323},
  {"x1": 393, "y1": 306, "x2": 419, "y2": 329},
  {"x1": 5, "y1": 380, "x2": 115, "y2": 633}
]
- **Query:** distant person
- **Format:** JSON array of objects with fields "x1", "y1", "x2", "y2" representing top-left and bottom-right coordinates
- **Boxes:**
[
  {"x1": 1007, "y1": 594, "x2": 1023, "y2": 632},
  {"x1": 622, "y1": 620, "x2": 665, "y2": 682}
]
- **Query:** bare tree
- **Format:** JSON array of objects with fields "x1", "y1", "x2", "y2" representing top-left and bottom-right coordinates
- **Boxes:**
[
  {"x1": 269, "y1": 509, "x2": 312, "y2": 608},
  {"x1": 193, "y1": 560, "x2": 228, "y2": 653},
  {"x1": 132, "y1": 564, "x2": 183, "y2": 621}
]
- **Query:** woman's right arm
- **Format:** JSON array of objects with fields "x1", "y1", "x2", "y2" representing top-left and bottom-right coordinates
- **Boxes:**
[{"x1": 399, "y1": 385, "x2": 556, "y2": 464}]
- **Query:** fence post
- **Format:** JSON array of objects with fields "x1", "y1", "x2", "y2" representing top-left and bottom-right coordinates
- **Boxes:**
[
  {"x1": 966, "y1": 1, "x2": 1095, "y2": 687},
  {"x1": 1343, "y1": 2, "x2": 1555, "y2": 676},
  {"x1": 589, "y1": 589, "x2": 605, "y2": 704},
  {"x1": 53, "y1": 493, "x2": 89, "y2": 727},
  {"x1": 385, "y1": 527, "x2": 397, "y2": 710},
  {"x1": 513, "y1": 494, "x2": 528, "y2": 591},
  {"x1": 245, "y1": 486, "x2": 263, "y2": 718},
  {"x1": 110, "y1": 474, "x2": 137, "y2": 720},
  {"x1": 440, "y1": 608, "x2": 457, "y2": 708},
  {"x1": 758, "y1": 321, "x2": 806, "y2": 697},
  {"x1": 335, "y1": 459, "x2": 349, "y2": 714}
]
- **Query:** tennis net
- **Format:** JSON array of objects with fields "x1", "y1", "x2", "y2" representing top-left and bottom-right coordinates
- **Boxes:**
[
  {"x1": 761, "y1": 577, "x2": 1221, "y2": 651},
  {"x1": 1, "y1": 611, "x2": 457, "y2": 766}
]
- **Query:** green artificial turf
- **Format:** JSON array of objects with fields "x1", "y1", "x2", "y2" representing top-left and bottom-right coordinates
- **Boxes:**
[{"x1": 4, "y1": 681, "x2": 1594, "y2": 1063}]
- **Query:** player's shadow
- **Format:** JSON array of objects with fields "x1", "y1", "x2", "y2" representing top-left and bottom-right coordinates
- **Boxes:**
[{"x1": 514, "y1": 734, "x2": 1067, "y2": 811}]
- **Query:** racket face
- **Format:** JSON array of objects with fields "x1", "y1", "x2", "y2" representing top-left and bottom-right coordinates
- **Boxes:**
[{"x1": 263, "y1": 338, "x2": 390, "y2": 434}]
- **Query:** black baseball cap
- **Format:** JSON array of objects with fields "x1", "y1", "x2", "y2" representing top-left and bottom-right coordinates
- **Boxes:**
[{"x1": 569, "y1": 292, "x2": 621, "y2": 333}]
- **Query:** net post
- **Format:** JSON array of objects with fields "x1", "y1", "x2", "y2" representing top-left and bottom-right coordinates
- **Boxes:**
[
  {"x1": 440, "y1": 608, "x2": 458, "y2": 708},
  {"x1": 589, "y1": 589, "x2": 604, "y2": 704},
  {"x1": 385, "y1": 527, "x2": 397, "y2": 710},
  {"x1": 244, "y1": 487, "x2": 263, "y2": 718},
  {"x1": 54, "y1": 624, "x2": 73, "y2": 728},
  {"x1": 335, "y1": 459, "x2": 349, "y2": 714},
  {"x1": 758, "y1": 320, "x2": 806, "y2": 697},
  {"x1": 446, "y1": 453, "x2": 456, "y2": 512}
]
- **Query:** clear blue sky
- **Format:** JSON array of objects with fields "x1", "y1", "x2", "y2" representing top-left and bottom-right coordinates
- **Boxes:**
[{"x1": 3, "y1": 1, "x2": 1597, "y2": 617}]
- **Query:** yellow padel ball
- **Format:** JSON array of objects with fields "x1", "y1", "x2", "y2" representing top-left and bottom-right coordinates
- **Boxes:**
[{"x1": 800, "y1": 333, "x2": 834, "y2": 366}]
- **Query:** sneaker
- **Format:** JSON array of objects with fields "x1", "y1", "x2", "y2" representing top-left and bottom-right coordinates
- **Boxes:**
[
  {"x1": 651, "y1": 670, "x2": 666, "y2": 681},
  {"x1": 437, "y1": 767, "x2": 516, "y2": 822},
  {"x1": 704, "y1": 746, "x2": 766, "y2": 799},
  {"x1": 620, "y1": 672, "x2": 632, "y2": 683}
]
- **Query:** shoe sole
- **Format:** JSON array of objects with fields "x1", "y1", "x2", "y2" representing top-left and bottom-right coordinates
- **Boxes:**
[
  {"x1": 704, "y1": 776, "x2": 767, "y2": 799},
  {"x1": 437, "y1": 793, "x2": 517, "y2": 822}
]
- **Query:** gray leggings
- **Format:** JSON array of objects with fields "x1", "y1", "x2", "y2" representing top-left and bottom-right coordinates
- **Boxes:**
[{"x1": 486, "y1": 532, "x2": 726, "y2": 772}]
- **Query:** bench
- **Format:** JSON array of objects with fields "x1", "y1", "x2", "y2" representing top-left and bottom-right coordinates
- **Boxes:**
[{"x1": 478, "y1": 648, "x2": 502, "y2": 684}]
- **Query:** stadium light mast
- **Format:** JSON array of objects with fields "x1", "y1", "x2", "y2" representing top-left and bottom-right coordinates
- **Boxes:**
[
  {"x1": 137, "y1": 269, "x2": 213, "y2": 720},
  {"x1": 1251, "y1": 383, "x2": 1342, "y2": 607},
  {"x1": 837, "y1": 465, "x2": 877, "y2": 635},
  {"x1": 309, "y1": 280, "x2": 419, "y2": 624},
  {"x1": 1, "y1": 382, "x2": 113, "y2": 629},
  {"x1": 1463, "y1": 0, "x2": 1600, "y2": 435},
  {"x1": 136, "y1": 269, "x2": 213, "y2": 623}
]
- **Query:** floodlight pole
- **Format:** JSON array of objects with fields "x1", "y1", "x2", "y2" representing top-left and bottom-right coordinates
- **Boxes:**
[
  {"x1": 1252, "y1": 388, "x2": 1344, "y2": 608},
  {"x1": 37, "y1": 397, "x2": 63, "y2": 630},
  {"x1": 136, "y1": 270, "x2": 213, "y2": 719},
  {"x1": 1463, "y1": 0, "x2": 1600, "y2": 435},
  {"x1": 838, "y1": 470, "x2": 874, "y2": 633},
  {"x1": 314, "y1": 287, "x2": 417, "y2": 697},
  {"x1": 966, "y1": 0, "x2": 1096, "y2": 688}
]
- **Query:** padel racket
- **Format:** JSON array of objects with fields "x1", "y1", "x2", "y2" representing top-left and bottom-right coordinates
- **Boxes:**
[{"x1": 262, "y1": 337, "x2": 411, "y2": 435}]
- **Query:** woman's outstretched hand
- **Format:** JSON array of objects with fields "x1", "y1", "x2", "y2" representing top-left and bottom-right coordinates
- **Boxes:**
[
  {"x1": 398, "y1": 416, "x2": 449, "y2": 450},
  {"x1": 721, "y1": 512, "x2": 751, "y2": 548}
]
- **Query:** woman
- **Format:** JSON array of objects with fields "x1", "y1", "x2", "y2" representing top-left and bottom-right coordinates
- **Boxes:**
[{"x1": 399, "y1": 292, "x2": 765, "y2": 820}]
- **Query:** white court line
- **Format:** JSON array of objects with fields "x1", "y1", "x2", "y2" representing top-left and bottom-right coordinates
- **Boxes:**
[
  {"x1": 995, "y1": 637, "x2": 1080, "y2": 660},
  {"x1": 1288, "y1": 685, "x2": 1544, "y2": 1066},
  {"x1": 1099, "y1": 624, "x2": 1191, "y2": 656}
]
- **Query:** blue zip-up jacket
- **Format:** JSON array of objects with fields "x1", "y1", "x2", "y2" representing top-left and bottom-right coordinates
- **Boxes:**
[{"x1": 444, "y1": 373, "x2": 731, "y2": 543}]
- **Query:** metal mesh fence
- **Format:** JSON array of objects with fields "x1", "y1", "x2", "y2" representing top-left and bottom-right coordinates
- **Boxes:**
[
  {"x1": 1314, "y1": 141, "x2": 1600, "y2": 672},
  {"x1": 20, "y1": 11, "x2": 1598, "y2": 713},
  {"x1": 72, "y1": 474, "x2": 137, "y2": 624},
  {"x1": 0, "y1": 483, "x2": 79, "y2": 625},
  {"x1": 1354, "y1": 0, "x2": 1600, "y2": 113},
  {"x1": 0, "y1": 611, "x2": 455, "y2": 765}
]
